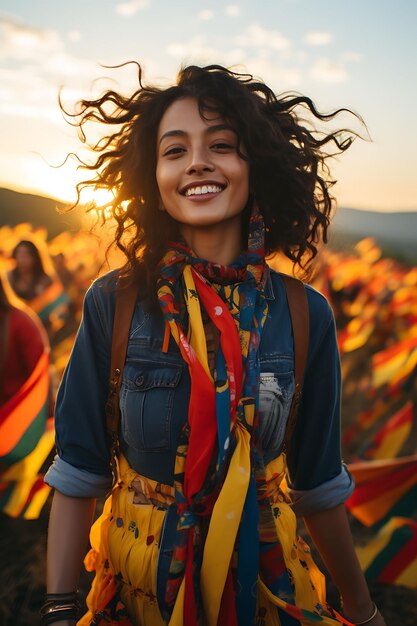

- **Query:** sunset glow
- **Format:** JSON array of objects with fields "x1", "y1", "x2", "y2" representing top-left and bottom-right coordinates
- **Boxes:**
[{"x1": 0, "y1": 1, "x2": 416, "y2": 212}]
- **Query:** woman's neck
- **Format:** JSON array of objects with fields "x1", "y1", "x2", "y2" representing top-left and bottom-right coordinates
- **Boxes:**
[{"x1": 180, "y1": 215, "x2": 243, "y2": 265}]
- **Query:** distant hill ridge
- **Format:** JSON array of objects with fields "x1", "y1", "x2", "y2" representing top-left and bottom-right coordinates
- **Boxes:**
[
  {"x1": 330, "y1": 207, "x2": 417, "y2": 264},
  {"x1": 0, "y1": 187, "x2": 81, "y2": 237},
  {"x1": 0, "y1": 187, "x2": 416, "y2": 262}
]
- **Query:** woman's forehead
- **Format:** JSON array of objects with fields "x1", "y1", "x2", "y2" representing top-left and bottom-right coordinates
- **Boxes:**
[{"x1": 157, "y1": 97, "x2": 228, "y2": 139}]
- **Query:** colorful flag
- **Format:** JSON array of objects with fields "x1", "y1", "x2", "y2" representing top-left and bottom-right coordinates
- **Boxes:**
[
  {"x1": 372, "y1": 336, "x2": 417, "y2": 388},
  {"x1": 0, "y1": 350, "x2": 50, "y2": 466},
  {"x1": 338, "y1": 302, "x2": 377, "y2": 353},
  {"x1": 391, "y1": 286, "x2": 417, "y2": 317},
  {"x1": 0, "y1": 349, "x2": 54, "y2": 519},
  {"x1": 356, "y1": 402, "x2": 414, "y2": 460},
  {"x1": 342, "y1": 398, "x2": 396, "y2": 447},
  {"x1": 346, "y1": 455, "x2": 417, "y2": 526},
  {"x1": 354, "y1": 238, "x2": 382, "y2": 264},
  {"x1": 328, "y1": 257, "x2": 368, "y2": 292},
  {"x1": 356, "y1": 517, "x2": 417, "y2": 588},
  {"x1": 0, "y1": 417, "x2": 54, "y2": 519}
]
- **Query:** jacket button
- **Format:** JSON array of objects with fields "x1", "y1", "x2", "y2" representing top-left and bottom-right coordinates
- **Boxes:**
[{"x1": 136, "y1": 375, "x2": 144, "y2": 387}]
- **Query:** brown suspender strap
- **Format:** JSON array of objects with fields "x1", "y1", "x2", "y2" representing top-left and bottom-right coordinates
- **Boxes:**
[
  {"x1": 280, "y1": 274, "x2": 310, "y2": 452},
  {"x1": 105, "y1": 279, "x2": 138, "y2": 485}
]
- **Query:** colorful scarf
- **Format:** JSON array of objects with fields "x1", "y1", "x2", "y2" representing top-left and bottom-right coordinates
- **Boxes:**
[{"x1": 156, "y1": 206, "x2": 351, "y2": 626}]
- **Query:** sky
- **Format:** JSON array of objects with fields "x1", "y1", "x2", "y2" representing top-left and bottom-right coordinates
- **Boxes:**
[{"x1": 0, "y1": 0, "x2": 416, "y2": 212}]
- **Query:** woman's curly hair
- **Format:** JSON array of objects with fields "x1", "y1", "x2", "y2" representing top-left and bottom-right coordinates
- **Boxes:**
[{"x1": 65, "y1": 62, "x2": 363, "y2": 289}]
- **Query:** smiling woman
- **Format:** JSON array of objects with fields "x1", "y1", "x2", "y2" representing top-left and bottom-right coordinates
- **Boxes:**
[
  {"x1": 43, "y1": 63, "x2": 385, "y2": 626},
  {"x1": 63, "y1": 62, "x2": 360, "y2": 294},
  {"x1": 156, "y1": 97, "x2": 249, "y2": 264}
]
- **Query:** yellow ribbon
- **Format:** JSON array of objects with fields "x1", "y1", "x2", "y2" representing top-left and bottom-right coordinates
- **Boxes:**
[
  {"x1": 183, "y1": 266, "x2": 212, "y2": 380},
  {"x1": 200, "y1": 422, "x2": 251, "y2": 626}
]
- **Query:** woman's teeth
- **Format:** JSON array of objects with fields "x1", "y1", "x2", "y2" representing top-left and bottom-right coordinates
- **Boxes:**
[{"x1": 184, "y1": 185, "x2": 223, "y2": 196}]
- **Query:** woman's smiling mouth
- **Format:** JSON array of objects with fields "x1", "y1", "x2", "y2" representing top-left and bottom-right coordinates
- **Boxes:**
[{"x1": 183, "y1": 184, "x2": 224, "y2": 197}]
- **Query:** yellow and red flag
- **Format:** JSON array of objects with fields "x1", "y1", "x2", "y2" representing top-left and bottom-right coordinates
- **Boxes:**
[
  {"x1": 338, "y1": 302, "x2": 377, "y2": 354},
  {"x1": 346, "y1": 455, "x2": 417, "y2": 526},
  {"x1": 357, "y1": 402, "x2": 414, "y2": 460},
  {"x1": 0, "y1": 350, "x2": 50, "y2": 466},
  {"x1": 0, "y1": 418, "x2": 54, "y2": 519},
  {"x1": 0, "y1": 350, "x2": 54, "y2": 519},
  {"x1": 372, "y1": 336, "x2": 417, "y2": 389},
  {"x1": 356, "y1": 517, "x2": 417, "y2": 588}
]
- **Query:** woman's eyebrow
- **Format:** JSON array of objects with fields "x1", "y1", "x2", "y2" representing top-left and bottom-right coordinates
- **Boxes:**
[
  {"x1": 206, "y1": 123, "x2": 235, "y2": 135},
  {"x1": 159, "y1": 129, "x2": 186, "y2": 145},
  {"x1": 159, "y1": 124, "x2": 235, "y2": 145}
]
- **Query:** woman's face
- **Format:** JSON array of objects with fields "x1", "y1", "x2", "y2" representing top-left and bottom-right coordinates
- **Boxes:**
[
  {"x1": 156, "y1": 97, "x2": 249, "y2": 230},
  {"x1": 14, "y1": 245, "x2": 35, "y2": 271}
]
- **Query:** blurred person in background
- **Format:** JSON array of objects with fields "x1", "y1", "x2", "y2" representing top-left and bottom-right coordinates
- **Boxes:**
[
  {"x1": 0, "y1": 274, "x2": 49, "y2": 406},
  {"x1": 8, "y1": 240, "x2": 71, "y2": 345},
  {"x1": 8, "y1": 240, "x2": 53, "y2": 302}
]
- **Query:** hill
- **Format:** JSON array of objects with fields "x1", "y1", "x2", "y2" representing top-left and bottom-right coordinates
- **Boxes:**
[
  {"x1": 330, "y1": 207, "x2": 417, "y2": 264},
  {"x1": 0, "y1": 187, "x2": 82, "y2": 238},
  {"x1": 1, "y1": 188, "x2": 416, "y2": 263}
]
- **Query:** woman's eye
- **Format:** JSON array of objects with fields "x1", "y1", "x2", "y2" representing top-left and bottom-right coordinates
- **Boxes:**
[
  {"x1": 163, "y1": 146, "x2": 185, "y2": 157},
  {"x1": 211, "y1": 142, "x2": 234, "y2": 150}
]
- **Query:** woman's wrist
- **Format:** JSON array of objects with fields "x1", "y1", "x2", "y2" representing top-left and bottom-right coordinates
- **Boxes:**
[
  {"x1": 342, "y1": 599, "x2": 379, "y2": 625},
  {"x1": 40, "y1": 591, "x2": 80, "y2": 626}
]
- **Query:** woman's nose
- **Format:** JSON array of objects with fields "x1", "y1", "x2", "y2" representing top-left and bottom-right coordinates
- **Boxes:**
[{"x1": 185, "y1": 148, "x2": 214, "y2": 174}]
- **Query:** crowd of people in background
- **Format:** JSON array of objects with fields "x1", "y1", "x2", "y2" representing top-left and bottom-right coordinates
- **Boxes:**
[{"x1": 0, "y1": 230, "x2": 106, "y2": 526}]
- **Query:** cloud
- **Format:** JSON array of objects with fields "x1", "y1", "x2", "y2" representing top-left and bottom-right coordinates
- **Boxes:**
[
  {"x1": 0, "y1": 66, "x2": 65, "y2": 125},
  {"x1": 165, "y1": 24, "x2": 300, "y2": 88},
  {"x1": 342, "y1": 51, "x2": 363, "y2": 63},
  {"x1": 0, "y1": 17, "x2": 64, "y2": 61},
  {"x1": 310, "y1": 58, "x2": 348, "y2": 83},
  {"x1": 225, "y1": 5, "x2": 241, "y2": 17},
  {"x1": 0, "y1": 101, "x2": 62, "y2": 124},
  {"x1": 235, "y1": 23, "x2": 290, "y2": 51},
  {"x1": 0, "y1": 17, "x2": 100, "y2": 79},
  {"x1": 166, "y1": 36, "x2": 219, "y2": 63},
  {"x1": 199, "y1": 9, "x2": 214, "y2": 20},
  {"x1": 115, "y1": 0, "x2": 150, "y2": 16},
  {"x1": 304, "y1": 31, "x2": 333, "y2": 46},
  {"x1": 0, "y1": 18, "x2": 94, "y2": 80},
  {"x1": 0, "y1": 17, "x2": 115, "y2": 130},
  {"x1": 244, "y1": 58, "x2": 301, "y2": 88},
  {"x1": 67, "y1": 30, "x2": 81, "y2": 43}
]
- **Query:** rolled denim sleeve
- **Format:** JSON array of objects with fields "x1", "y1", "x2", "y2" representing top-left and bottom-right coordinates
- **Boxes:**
[
  {"x1": 44, "y1": 277, "x2": 115, "y2": 497},
  {"x1": 288, "y1": 464, "x2": 354, "y2": 517},
  {"x1": 286, "y1": 290, "x2": 354, "y2": 517}
]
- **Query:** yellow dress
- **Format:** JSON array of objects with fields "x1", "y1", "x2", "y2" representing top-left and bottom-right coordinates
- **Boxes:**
[{"x1": 78, "y1": 454, "x2": 347, "y2": 626}]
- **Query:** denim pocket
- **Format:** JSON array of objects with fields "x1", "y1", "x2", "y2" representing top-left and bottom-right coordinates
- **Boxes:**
[
  {"x1": 259, "y1": 371, "x2": 294, "y2": 454},
  {"x1": 120, "y1": 364, "x2": 183, "y2": 451}
]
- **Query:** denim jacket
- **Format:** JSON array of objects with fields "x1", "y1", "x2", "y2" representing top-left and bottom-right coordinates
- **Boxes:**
[{"x1": 45, "y1": 269, "x2": 354, "y2": 517}]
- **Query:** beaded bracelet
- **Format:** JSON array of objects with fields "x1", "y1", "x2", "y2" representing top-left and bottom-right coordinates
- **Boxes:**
[{"x1": 354, "y1": 602, "x2": 378, "y2": 626}]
